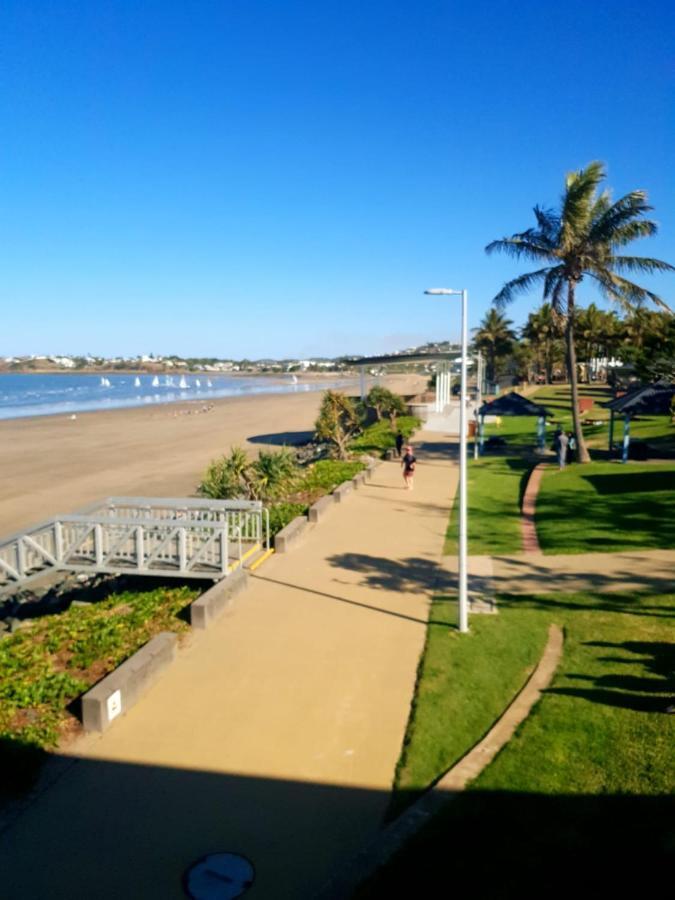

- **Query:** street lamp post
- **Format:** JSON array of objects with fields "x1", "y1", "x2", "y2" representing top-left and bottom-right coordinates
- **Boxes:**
[
  {"x1": 425, "y1": 288, "x2": 469, "y2": 633},
  {"x1": 474, "y1": 350, "x2": 483, "y2": 460}
]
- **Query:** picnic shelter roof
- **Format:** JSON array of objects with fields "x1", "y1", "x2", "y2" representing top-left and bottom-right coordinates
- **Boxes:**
[
  {"x1": 605, "y1": 381, "x2": 675, "y2": 416},
  {"x1": 478, "y1": 391, "x2": 549, "y2": 418}
]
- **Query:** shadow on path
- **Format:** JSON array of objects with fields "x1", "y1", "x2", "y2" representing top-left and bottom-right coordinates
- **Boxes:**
[
  {"x1": 1, "y1": 744, "x2": 671, "y2": 899},
  {"x1": 326, "y1": 553, "x2": 453, "y2": 594},
  {"x1": 247, "y1": 430, "x2": 314, "y2": 446},
  {"x1": 252, "y1": 573, "x2": 450, "y2": 628}
]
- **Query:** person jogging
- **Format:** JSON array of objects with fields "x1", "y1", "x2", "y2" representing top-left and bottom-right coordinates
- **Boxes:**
[{"x1": 401, "y1": 444, "x2": 417, "y2": 490}]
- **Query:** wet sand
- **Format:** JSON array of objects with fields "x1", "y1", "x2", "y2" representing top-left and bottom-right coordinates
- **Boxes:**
[{"x1": 0, "y1": 374, "x2": 425, "y2": 537}]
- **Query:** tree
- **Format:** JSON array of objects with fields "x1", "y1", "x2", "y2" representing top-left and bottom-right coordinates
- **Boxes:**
[
  {"x1": 386, "y1": 393, "x2": 407, "y2": 431},
  {"x1": 522, "y1": 302, "x2": 564, "y2": 383},
  {"x1": 315, "y1": 390, "x2": 361, "y2": 459},
  {"x1": 366, "y1": 385, "x2": 393, "y2": 421},
  {"x1": 366, "y1": 385, "x2": 407, "y2": 429},
  {"x1": 622, "y1": 309, "x2": 675, "y2": 381},
  {"x1": 473, "y1": 309, "x2": 516, "y2": 383},
  {"x1": 486, "y1": 161, "x2": 674, "y2": 462}
]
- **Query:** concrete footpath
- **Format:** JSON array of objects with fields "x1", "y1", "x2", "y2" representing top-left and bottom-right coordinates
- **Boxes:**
[
  {"x1": 0, "y1": 433, "x2": 457, "y2": 899},
  {"x1": 452, "y1": 549, "x2": 674, "y2": 596}
]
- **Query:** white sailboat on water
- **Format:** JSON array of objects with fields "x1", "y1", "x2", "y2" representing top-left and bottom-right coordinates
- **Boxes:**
[
  {"x1": 134, "y1": 377, "x2": 141, "y2": 388},
  {"x1": 179, "y1": 375, "x2": 188, "y2": 389},
  {"x1": 195, "y1": 379, "x2": 201, "y2": 387},
  {"x1": 206, "y1": 378, "x2": 213, "y2": 388},
  {"x1": 100, "y1": 377, "x2": 111, "y2": 387},
  {"x1": 152, "y1": 376, "x2": 160, "y2": 387}
]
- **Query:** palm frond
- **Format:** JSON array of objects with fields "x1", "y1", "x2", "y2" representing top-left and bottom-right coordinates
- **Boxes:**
[
  {"x1": 611, "y1": 255, "x2": 675, "y2": 276},
  {"x1": 590, "y1": 189, "x2": 612, "y2": 222},
  {"x1": 491, "y1": 267, "x2": 553, "y2": 308},
  {"x1": 485, "y1": 234, "x2": 556, "y2": 262},
  {"x1": 542, "y1": 265, "x2": 566, "y2": 314},
  {"x1": 589, "y1": 190, "x2": 654, "y2": 242},
  {"x1": 590, "y1": 270, "x2": 672, "y2": 313},
  {"x1": 561, "y1": 161, "x2": 605, "y2": 243},
  {"x1": 533, "y1": 205, "x2": 560, "y2": 239},
  {"x1": 607, "y1": 219, "x2": 659, "y2": 246}
]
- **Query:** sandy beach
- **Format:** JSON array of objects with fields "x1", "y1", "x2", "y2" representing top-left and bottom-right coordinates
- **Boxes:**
[{"x1": 0, "y1": 374, "x2": 425, "y2": 537}]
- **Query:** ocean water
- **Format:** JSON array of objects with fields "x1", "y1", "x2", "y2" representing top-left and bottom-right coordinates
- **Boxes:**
[{"x1": 0, "y1": 373, "x2": 336, "y2": 421}]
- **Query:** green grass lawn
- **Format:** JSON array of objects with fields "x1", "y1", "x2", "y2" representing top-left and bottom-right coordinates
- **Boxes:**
[
  {"x1": 391, "y1": 597, "x2": 548, "y2": 816},
  {"x1": 444, "y1": 456, "x2": 531, "y2": 556},
  {"x1": 356, "y1": 589, "x2": 675, "y2": 897},
  {"x1": 536, "y1": 461, "x2": 675, "y2": 553},
  {"x1": 482, "y1": 384, "x2": 674, "y2": 456}
]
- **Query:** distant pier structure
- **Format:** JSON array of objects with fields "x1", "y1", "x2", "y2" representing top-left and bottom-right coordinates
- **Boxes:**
[{"x1": 347, "y1": 347, "x2": 473, "y2": 428}]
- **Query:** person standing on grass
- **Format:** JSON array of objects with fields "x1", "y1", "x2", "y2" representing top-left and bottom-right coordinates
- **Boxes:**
[
  {"x1": 402, "y1": 444, "x2": 416, "y2": 489},
  {"x1": 557, "y1": 430, "x2": 569, "y2": 469},
  {"x1": 567, "y1": 431, "x2": 576, "y2": 465},
  {"x1": 395, "y1": 430, "x2": 404, "y2": 458}
]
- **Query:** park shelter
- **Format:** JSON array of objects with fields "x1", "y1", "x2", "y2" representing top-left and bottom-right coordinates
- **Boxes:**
[
  {"x1": 605, "y1": 381, "x2": 675, "y2": 462},
  {"x1": 477, "y1": 392, "x2": 550, "y2": 454}
]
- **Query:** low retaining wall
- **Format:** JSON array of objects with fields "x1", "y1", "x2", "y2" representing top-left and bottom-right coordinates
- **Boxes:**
[
  {"x1": 190, "y1": 567, "x2": 248, "y2": 630},
  {"x1": 81, "y1": 631, "x2": 177, "y2": 733},
  {"x1": 308, "y1": 495, "x2": 335, "y2": 524},
  {"x1": 352, "y1": 472, "x2": 367, "y2": 489},
  {"x1": 333, "y1": 481, "x2": 353, "y2": 503},
  {"x1": 365, "y1": 461, "x2": 380, "y2": 481},
  {"x1": 275, "y1": 515, "x2": 311, "y2": 553}
]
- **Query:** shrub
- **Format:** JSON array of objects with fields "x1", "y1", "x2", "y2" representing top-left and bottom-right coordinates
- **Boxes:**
[
  {"x1": 249, "y1": 447, "x2": 299, "y2": 500},
  {"x1": 315, "y1": 390, "x2": 361, "y2": 459},
  {"x1": 199, "y1": 446, "x2": 251, "y2": 499}
]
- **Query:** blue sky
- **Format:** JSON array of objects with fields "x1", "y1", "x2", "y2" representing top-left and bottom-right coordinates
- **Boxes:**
[{"x1": 2, "y1": 0, "x2": 674, "y2": 358}]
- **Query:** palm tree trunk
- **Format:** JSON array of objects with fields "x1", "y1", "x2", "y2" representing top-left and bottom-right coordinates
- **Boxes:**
[{"x1": 565, "y1": 282, "x2": 591, "y2": 463}]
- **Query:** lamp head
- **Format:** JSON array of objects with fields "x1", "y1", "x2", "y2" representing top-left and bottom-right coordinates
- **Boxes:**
[{"x1": 424, "y1": 288, "x2": 462, "y2": 296}]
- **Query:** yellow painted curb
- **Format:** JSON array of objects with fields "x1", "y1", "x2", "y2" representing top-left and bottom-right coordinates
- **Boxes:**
[
  {"x1": 249, "y1": 547, "x2": 275, "y2": 572},
  {"x1": 226, "y1": 543, "x2": 261, "y2": 574}
]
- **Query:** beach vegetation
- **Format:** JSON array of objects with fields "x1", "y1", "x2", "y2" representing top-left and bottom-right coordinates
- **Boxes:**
[
  {"x1": 314, "y1": 390, "x2": 361, "y2": 459},
  {"x1": 0, "y1": 585, "x2": 197, "y2": 784},
  {"x1": 199, "y1": 446, "x2": 251, "y2": 499},
  {"x1": 248, "y1": 447, "x2": 298, "y2": 500},
  {"x1": 486, "y1": 160, "x2": 674, "y2": 463},
  {"x1": 350, "y1": 415, "x2": 419, "y2": 456},
  {"x1": 365, "y1": 386, "x2": 407, "y2": 429}
]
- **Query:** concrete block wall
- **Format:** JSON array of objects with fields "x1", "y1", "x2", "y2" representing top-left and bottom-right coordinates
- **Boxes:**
[
  {"x1": 333, "y1": 481, "x2": 353, "y2": 503},
  {"x1": 274, "y1": 515, "x2": 311, "y2": 553},
  {"x1": 190, "y1": 568, "x2": 248, "y2": 630},
  {"x1": 308, "y1": 495, "x2": 335, "y2": 524},
  {"x1": 81, "y1": 632, "x2": 177, "y2": 732}
]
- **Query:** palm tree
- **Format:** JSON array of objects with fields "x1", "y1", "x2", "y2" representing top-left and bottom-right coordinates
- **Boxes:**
[
  {"x1": 486, "y1": 161, "x2": 673, "y2": 462},
  {"x1": 522, "y1": 302, "x2": 563, "y2": 383},
  {"x1": 473, "y1": 309, "x2": 516, "y2": 384}
]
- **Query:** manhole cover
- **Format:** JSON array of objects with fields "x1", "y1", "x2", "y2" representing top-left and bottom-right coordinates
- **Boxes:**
[{"x1": 183, "y1": 852, "x2": 255, "y2": 899}]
